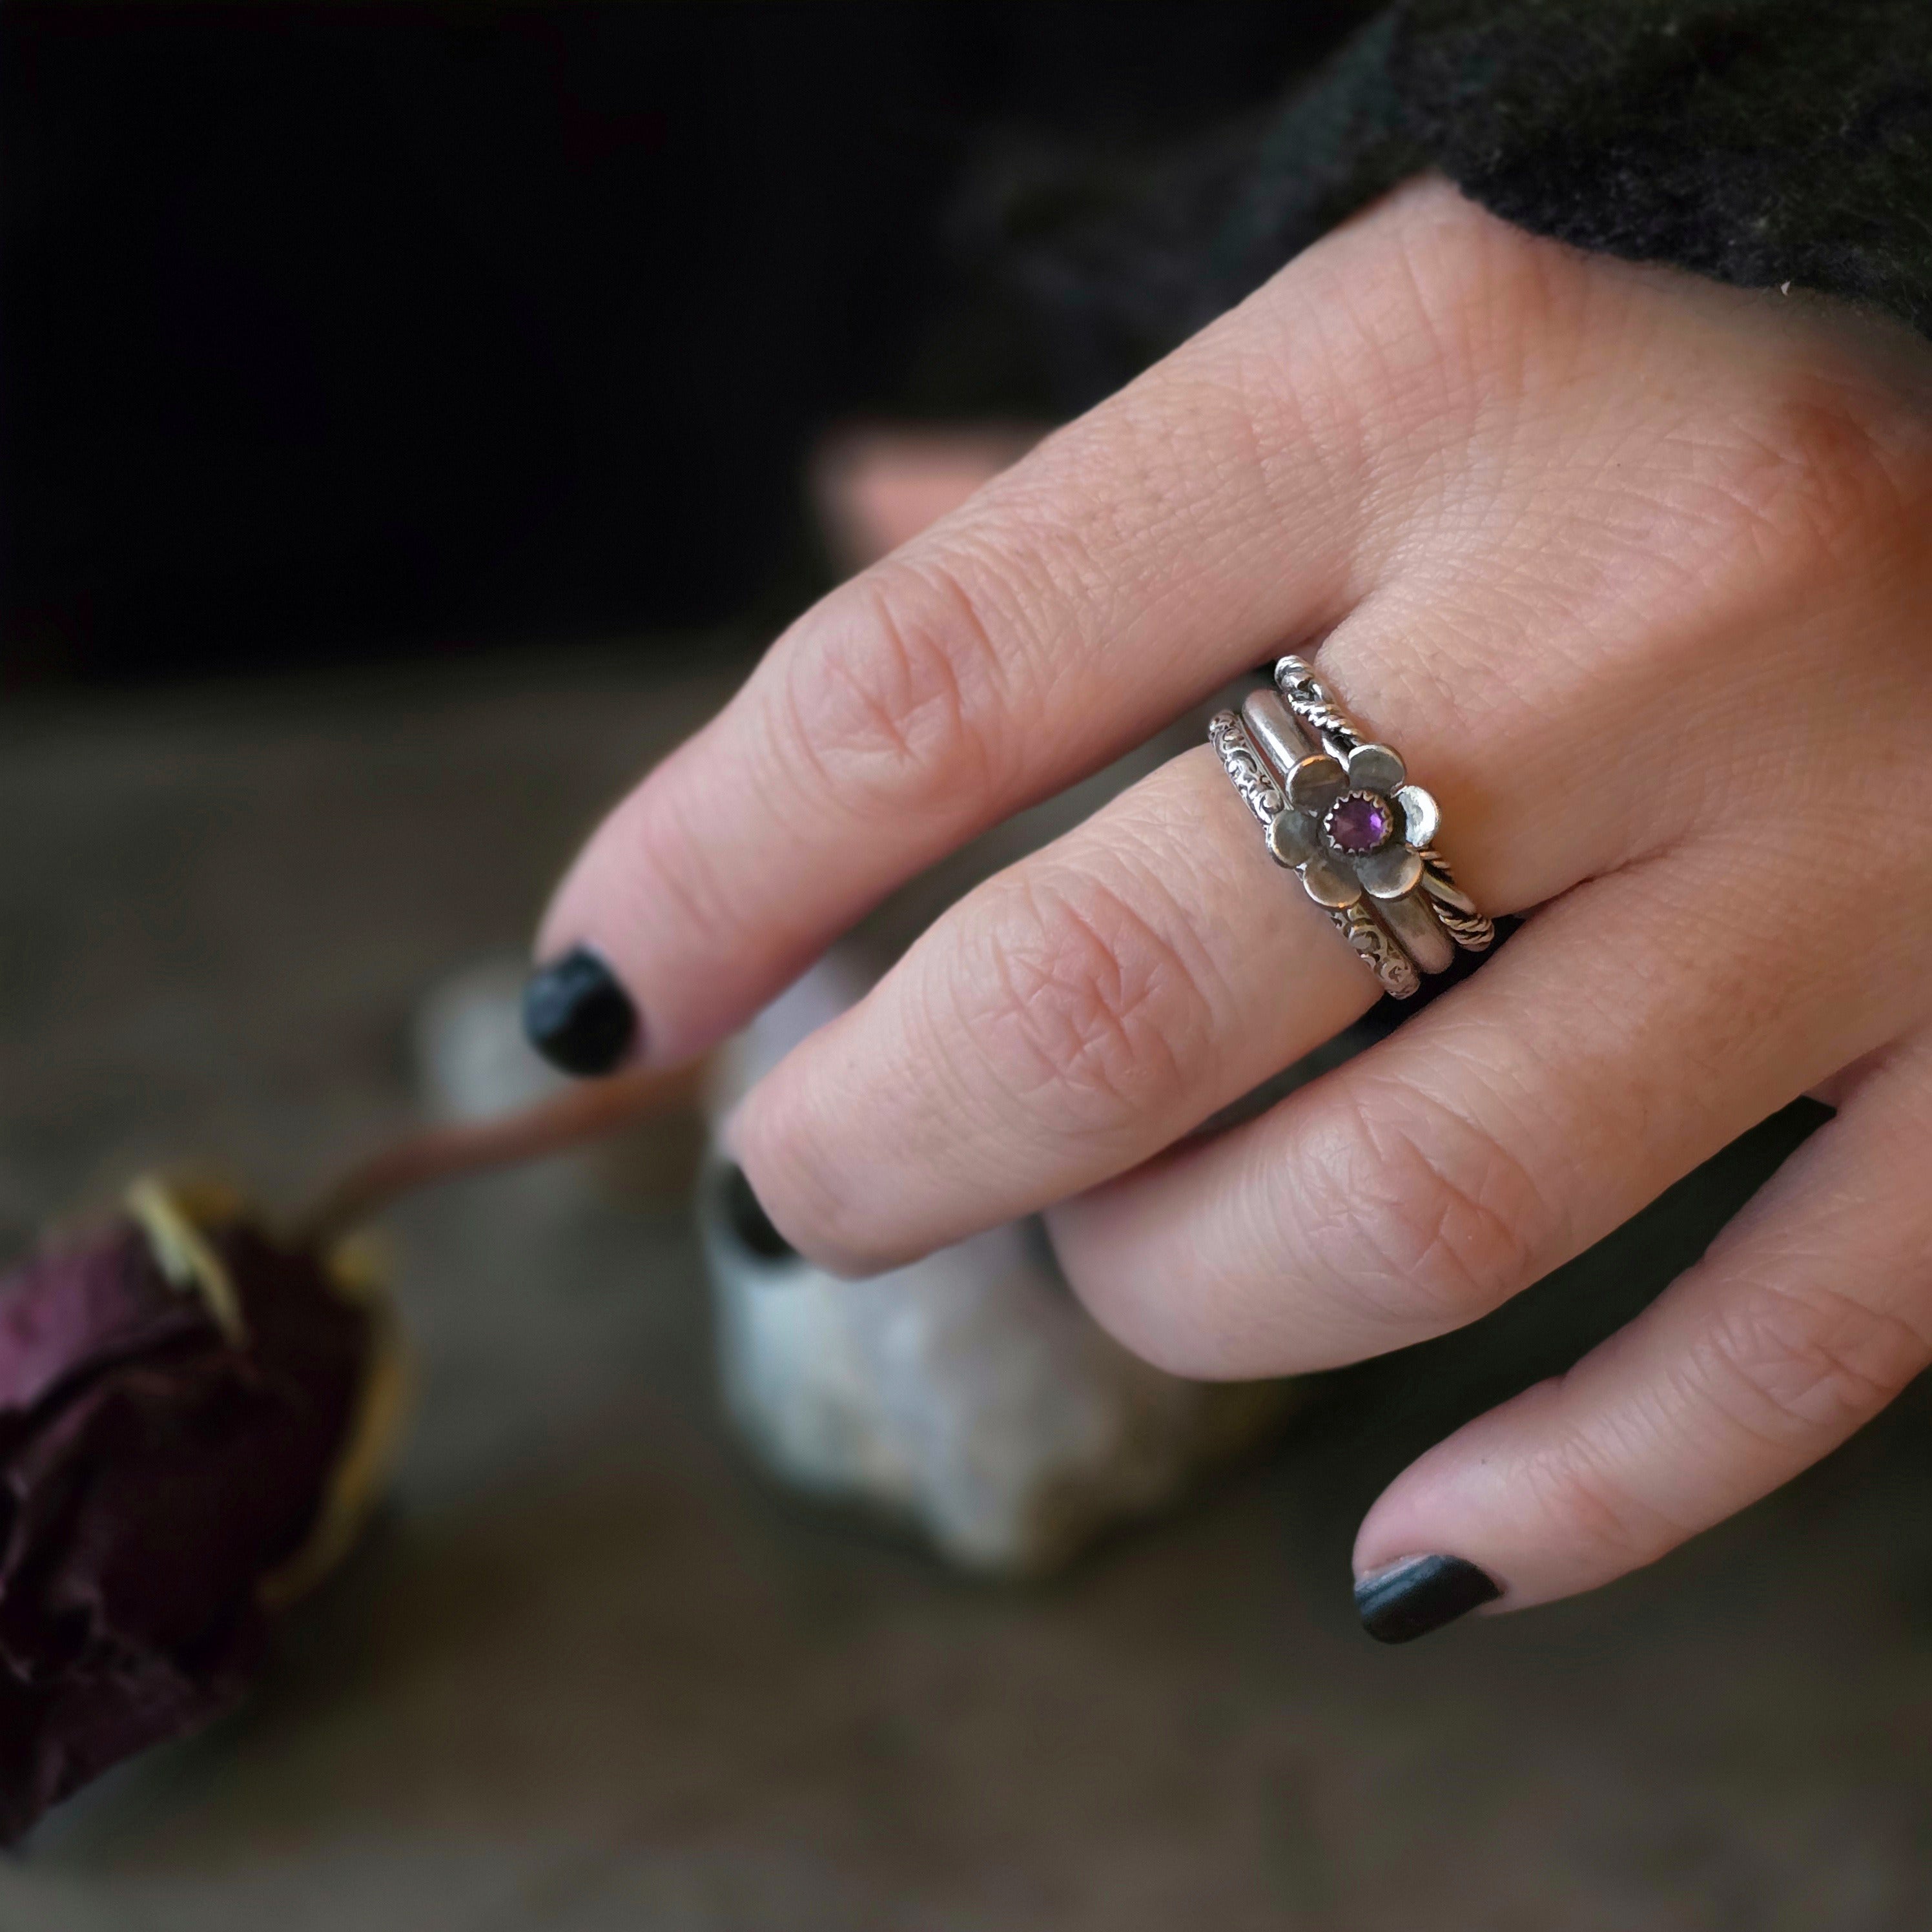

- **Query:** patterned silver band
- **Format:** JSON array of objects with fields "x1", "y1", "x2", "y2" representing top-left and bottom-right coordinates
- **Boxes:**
[{"x1": 1206, "y1": 654, "x2": 1495, "y2": 999}]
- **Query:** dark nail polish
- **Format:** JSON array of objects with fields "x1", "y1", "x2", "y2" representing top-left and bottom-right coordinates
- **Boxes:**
[
  {"x1": 522, "y1": 947, "x2": 639, "y2": 1076},
  {"x1": 722, "y1": 1164, "x2": 796, "y2": 1262},
  {"x1": 1355, "y1": 1555, "x2": 1501, "y2": 1644}
]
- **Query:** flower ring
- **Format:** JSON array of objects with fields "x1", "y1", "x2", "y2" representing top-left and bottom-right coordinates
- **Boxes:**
[
  {"x1": 1208, "y1": 659, "x2": 1493, "y2": 996},
  {"x1": 1260, "y1": 739, "x2": 1439, "y2": 914}
]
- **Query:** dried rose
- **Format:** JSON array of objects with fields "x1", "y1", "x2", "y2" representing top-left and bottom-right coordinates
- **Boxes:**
[{"x1": 0, "y1": 1180, "x2": 404, "y2": 1844}]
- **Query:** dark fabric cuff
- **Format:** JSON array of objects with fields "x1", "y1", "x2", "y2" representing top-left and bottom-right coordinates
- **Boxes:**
[{"x1": 1002, "y1": 0, "x2": 1932, "y2": 399}]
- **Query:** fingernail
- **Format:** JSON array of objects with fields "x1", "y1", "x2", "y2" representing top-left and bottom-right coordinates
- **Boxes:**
[
  {"x1": 721, "y1": 1164, "x2": 796, "y2": 1262},
  {"x1": 522, "y1": 946, "x2": 639, "y2": 1076},
  {"x1": 1354, "y1": 1555, "x2": 1501, "y2": 1644}
]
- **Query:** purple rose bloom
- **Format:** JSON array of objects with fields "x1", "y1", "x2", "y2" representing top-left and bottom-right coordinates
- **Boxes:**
[{"x1": 0, "y1": 1184, "x2": 400, "y2": 1844}]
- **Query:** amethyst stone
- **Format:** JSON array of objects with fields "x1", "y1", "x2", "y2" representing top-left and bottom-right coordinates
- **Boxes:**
[{"x1": 1327, "y1": 793, "x2": 1395, "y2": 853}]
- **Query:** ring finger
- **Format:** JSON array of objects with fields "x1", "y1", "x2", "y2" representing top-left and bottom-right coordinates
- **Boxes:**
[{"x1": 729, "y1": 636, "x2": 1666, "y2": 1275}]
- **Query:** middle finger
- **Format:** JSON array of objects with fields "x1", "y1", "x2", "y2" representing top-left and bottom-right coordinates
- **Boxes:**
[
  {"x1": 730, "y1": 744, "x2": 1372, "y2": 1273},
  {"x1": 729, "y1": 628, "x2": 1658, "y2": 1275}
]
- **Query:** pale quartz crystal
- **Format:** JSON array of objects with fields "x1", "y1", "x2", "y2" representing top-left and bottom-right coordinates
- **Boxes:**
[{"x1": 701, "y1": 956, "x2": 1295, "y2": 1576}]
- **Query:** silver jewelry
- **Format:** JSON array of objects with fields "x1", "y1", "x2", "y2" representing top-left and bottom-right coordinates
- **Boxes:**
[
  {"x1": 1207, "y1": 654, "x2": 1494, "y2": 998},
  {"x1": 1271, "y1": 653, "x2": 1495, "y2": 957},
  {"x1": 1208, "y1": 710, "x2": 1422, "y2": 999}
]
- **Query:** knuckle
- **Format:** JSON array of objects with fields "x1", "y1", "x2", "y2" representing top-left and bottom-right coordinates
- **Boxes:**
[
  {"x1": 944, "y1": 870, "x2": 1215, "y2": 1136},
  {"x1": 1696, "y1": 373, "x2": 1931, "y2": 580},
  {"x1": 779, "y1": 550, "x2": 1022, "y2": 826},
  {"x1": 1291, "y1": 1082, "x2": 1552, "y2": 1335},
  {"x1": 1322, "y1": 185, "x2": 1570, "y2": 420},
  {"x1": 1695, "y1": 1277, "x2": 1931, "y2": 1443}
]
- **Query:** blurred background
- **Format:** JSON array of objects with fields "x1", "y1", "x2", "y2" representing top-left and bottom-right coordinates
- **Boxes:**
[
  {"x1": 6, "y1": 5, "x2": 1932, "y2": 1927},
  {"x1": 5, "y1": 0, "x2": 1360, "y2": 684}
]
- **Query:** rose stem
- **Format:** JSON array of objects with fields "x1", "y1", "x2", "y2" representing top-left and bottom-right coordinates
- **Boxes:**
[{"x1": 296, "y1": 1060, "x2": 706, "y2": 1248}]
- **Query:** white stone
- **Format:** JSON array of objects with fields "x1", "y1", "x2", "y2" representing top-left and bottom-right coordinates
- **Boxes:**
[
  {"x1": 413, "y1": 953, "x2": 595, "y2": 1217},
  {"x1": 701, "y1": 955, "x2": 1295, "y2": 1576},
  {"x1": 415, "y1": 953, "x2": 573, "y2": 1124}
]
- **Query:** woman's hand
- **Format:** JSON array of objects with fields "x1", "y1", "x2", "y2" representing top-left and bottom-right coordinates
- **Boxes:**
[{"x1": 531, "y1": 177, "x2": 1932, "y2": 1635}]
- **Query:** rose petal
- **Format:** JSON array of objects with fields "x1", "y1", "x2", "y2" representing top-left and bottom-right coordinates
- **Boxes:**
[
  {"x1": 0, "y1": 1202, "x2": 385, "y2": 1845},
  {"x1": 0, "y1": 1229, "x2": 211, "y2": 1418}
]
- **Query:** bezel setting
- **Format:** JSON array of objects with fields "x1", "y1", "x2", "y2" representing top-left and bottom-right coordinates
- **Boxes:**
[{"x1": 1322, "y1": 790, "x2": 1399, "y2": 856}]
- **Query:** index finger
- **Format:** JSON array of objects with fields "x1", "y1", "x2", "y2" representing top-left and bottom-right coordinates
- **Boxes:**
[{"x1": 529, "y1": 180, "x2": 1480, "y2": 1072}]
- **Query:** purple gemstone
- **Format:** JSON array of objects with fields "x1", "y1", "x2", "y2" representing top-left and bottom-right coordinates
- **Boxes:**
[{"x1": 1328, "y1": 794, "x2": 1393, "y2": 853}]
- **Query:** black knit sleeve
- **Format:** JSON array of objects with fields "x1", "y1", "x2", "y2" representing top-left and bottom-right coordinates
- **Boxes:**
[{"x1": 1007, "y1": 0, "x2": 1932, "y2": 402}]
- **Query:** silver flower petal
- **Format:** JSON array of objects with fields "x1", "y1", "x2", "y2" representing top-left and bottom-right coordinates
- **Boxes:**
[
  {"x1": 1265, "y1": 808, "x2": 1321, "y2": 870},
  {"x1": 1300, "y1": 858, "x2": 1363, "y2": 909},
  {"x1": 1346, "y1": 743, "x2": 1406, "y2": 794},
  {"x1": 1286, "y1": 754, "x2": 1347, "y2": 814},
  {"x1": 1396, "y1": 783, "x2": 1440, "y2": 848},
  {"x1": 1355, "y1": 844, "x2": 1424, "y2": 901}
]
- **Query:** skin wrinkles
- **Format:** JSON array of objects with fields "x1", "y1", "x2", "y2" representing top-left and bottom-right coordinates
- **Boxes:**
[
  {"x1": 753, "y1": 776, "x2": 1275, "y2": 1271},
  {"x1": 1527, "y1": 1417, "x2": 1689, "y2": 1566},
  {"x1": 1291, "y1": 1081, "x2": 1554, "y2": 1338},
  {"x1": 783, "y1": 552, "x2": 1025, "y2": 827},
  {"x1": 1694, "y1": 1276, "x2": 1931, "y2": 1443},
  {"x1": 975, "y1": 876, "x2": 1198, "y2": 1119}
]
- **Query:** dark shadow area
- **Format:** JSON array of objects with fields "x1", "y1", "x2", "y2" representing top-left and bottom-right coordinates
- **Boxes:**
[{"x1": 3, "y1": 1, "x2": 1362, "y2": 684}]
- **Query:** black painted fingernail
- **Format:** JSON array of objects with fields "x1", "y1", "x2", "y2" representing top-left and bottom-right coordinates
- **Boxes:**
[
  {"x1": 1355, "y1": 1555, "x2": 1501, "y2": 1644},
  {"x1": 722, "y1": 1164, "x2": 796, "y2": 1262},
  {"x1": 522, "y1": 946, "x2": 639, "y2": 1076}
]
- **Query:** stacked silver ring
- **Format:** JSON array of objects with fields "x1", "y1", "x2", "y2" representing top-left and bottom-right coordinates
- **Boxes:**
[{"x1": 1209, "y1": 655, "x2": 1494, "y2": 998}]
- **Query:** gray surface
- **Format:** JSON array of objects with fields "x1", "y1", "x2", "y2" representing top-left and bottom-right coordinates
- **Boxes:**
[{"x1": 3, "y1": 652, "x2": 1931, "y2": 1929}]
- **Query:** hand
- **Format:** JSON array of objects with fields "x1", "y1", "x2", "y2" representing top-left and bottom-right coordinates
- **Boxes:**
[{"x1": 531, "y1": 176, "x2": 1932, "y2": 1636}]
